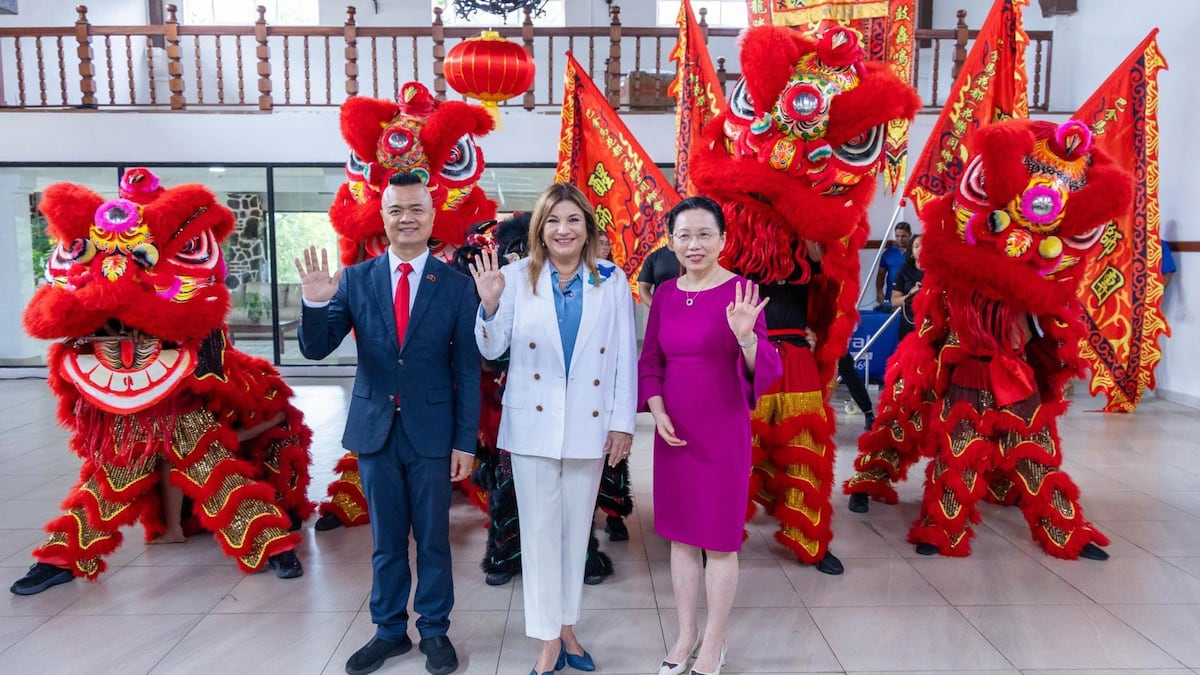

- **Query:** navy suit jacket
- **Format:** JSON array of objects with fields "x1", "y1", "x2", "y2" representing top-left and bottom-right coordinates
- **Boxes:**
[{"x1": 298, "y1": 254, "x2": 481, "y2": 457}]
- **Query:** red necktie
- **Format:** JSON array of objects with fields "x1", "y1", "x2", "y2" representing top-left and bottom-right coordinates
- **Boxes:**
[{"x1": 394, "y1": 261, "x2": 413, "y2": 348}]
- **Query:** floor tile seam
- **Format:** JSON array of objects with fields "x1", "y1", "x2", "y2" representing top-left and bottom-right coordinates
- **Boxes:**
[
  {"x1": 0, "y1": 614, "x2": 53, "y2": 660},
  {"x1": 1078, "y1": 602, "x2": 1194, "y2": 669},
  {"x1": 133, "y1": 612, "x2": 207, "y2": 675}
]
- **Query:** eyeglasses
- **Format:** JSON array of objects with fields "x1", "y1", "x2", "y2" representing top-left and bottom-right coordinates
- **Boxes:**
[{"x1": 672, "y1": 231, "x2": 719, "y2": 244}]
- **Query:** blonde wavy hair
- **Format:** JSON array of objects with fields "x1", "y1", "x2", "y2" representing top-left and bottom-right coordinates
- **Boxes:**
[{"x1": 525, "y1": 183, "x2": 600, "y2": 294}]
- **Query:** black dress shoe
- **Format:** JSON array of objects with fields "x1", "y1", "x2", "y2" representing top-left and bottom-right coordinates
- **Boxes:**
[
  {"x1": 1079, "y1": 543, "x2": 1110, "y2": 561},
  {"x1": 484, "y1": 570, "x2": 516, "y2": 586},
  {"x1": 848, "y1": 492, "x2": 870, "y2": 513},
  {"x1": 604, "y1": 515, "x2": 630, "y2": 542},
  {"x1": 315, "y1": 512, "x2": 345, "y2": 532},
  {"x1": 583, "y1": 571, "x2": 606, "y2": 585},
  {"x1": 419, "y1": 635, "x2": 459, "y2": 675},
  {"x1": 815, "y1": 551, "x2": 844, "y2": 575},
  {"x1": 10, "y1": 562, "x2": 74, "y2": 596},
  {"x1": 863, "y1": 411, "x2": 876, "y2": 430},
  {"x1": 346, "y1": 635, "x2": 412, "y2": 675},
  {"x1": 914, "y1": 542, "x2": 939, "y2": 556},
  {"x1": 267, "y1": 550, "x2": 304, "y2": 578}
]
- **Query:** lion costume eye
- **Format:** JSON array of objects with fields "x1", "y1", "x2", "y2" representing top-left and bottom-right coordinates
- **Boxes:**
[
  {"x1": 956, "y1": 155, "x2": 989, "y2": 208},
  {"x1": 729, "y1": 77, "x2": 754, "y2": 121},
  {"x1": 1063, "y1": 224, "x2": 1106, "y2": 251},
  {"x1": 440, "y1": 135, "x2": 480, "y2": 185},
  {"x1": 832, "y1": 125, "x2": 884, "y2": 167},
  {"x1": 175, "y1": 231, "x2": 217, "y2": 267},
  {"x1": 56, "y1": 238, "x2": 96, "y2": 265}
]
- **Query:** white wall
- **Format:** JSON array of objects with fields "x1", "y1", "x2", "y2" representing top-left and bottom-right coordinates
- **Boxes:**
[{"x1": 1, "y1": 0, "x2": 1197, "y2": 406}]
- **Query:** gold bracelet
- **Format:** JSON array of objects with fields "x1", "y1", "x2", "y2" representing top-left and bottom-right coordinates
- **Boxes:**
[{"x1": 738, "y1": 334, "x2": 757, "y2": 349}]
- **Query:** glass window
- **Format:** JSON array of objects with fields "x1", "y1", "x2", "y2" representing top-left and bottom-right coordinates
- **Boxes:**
[
  {"x1": 656, "y1": 1, "x2": 749, "y2": 28},
  {"x1": 433, "y1": 0, "x2": 566, "y2": 27},
  {"x1": 182, "y1": 0, "x2": 319, "y2": 25}
]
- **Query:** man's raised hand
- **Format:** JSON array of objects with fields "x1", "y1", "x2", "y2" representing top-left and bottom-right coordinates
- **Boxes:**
[{"x1": 293, "y1": 246, "x2": 342, "y2": 304}]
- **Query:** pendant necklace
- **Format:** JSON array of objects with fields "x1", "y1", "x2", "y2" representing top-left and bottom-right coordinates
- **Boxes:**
[{"x1": 682, "y1": 274, "x2": 713, "y2": 307}]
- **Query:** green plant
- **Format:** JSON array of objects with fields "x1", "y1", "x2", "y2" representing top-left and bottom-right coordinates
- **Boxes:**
[{"x1": 240, "y1": 291, "x2": 270, "y2": 322}]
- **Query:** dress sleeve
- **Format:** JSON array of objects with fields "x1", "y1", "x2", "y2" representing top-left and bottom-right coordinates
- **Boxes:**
[
  {"x1": 637, "y1": 284, "x2": 666, "y2": 412},
  {"x1": 743, "y1": 304, "x2": 782, "y2": 410}
]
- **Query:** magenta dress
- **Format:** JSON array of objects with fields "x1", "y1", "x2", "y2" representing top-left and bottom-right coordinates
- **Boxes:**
[{"x1": 638, "y1": 276, "x2": 782, "y2": 551}]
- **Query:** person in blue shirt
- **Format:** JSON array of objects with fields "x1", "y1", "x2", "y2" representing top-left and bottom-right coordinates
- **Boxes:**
[{"x1": 874, "y1": 221, "x2": 912, "y2": 310}]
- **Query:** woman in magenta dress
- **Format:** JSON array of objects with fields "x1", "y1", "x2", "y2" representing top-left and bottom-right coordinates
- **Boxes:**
[{"x1": 638, "y1": 196, "x2": 782, "y2": 675}]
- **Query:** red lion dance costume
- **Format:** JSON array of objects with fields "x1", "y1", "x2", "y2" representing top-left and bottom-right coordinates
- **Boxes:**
[
  {"x1": 688, "y1": 26, "x2": 919, "y2": 573},
  {"x1": 317, "y1": 81, "x2": 497, "y2": 529},
  {"x1": 844, "y1": 120, "x2": 1130, "y2": 559},
  {"x1": 12, "y1": 169, "x2": 314, "y2": 596}
]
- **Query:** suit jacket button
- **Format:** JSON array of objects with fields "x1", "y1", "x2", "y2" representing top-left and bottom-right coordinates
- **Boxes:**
[
  {"x1": 398, "y1": 359, "x2": 404, "y2": 366},
  {"x1": 534, "y1": 373, "x2": 541, "y2": 380},
  {"x1": 592, "y1": 410, "x2": 599, "y2": 417},
  {"x1": 599, "y1": 347, "x2": 606, "y2": 354},
  {"x1": 529, "y1": 342, "x2": 536, "y2": 349},
  {"x1": 593, "y1": 379, "x2": 600, "y2": 386},
  {"x1": 536, "y1": 405, "x2": 543, "y2": 412},
  {"x1": 388, "y1": 394, "x2": 395, "y2": 402}
]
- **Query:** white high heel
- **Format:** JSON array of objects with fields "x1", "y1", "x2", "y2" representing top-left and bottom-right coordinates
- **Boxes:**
[
  {"x1": 688, "y1": 643, "x2": 726, "y2": 675},
  {"x1": 658, "y1": 637, "x2": 701, "y2": 675}
]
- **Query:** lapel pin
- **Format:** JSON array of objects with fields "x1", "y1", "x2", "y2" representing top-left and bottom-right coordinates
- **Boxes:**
[{"x1": 426, "y1": 274, "x2": 436, "y2": 282}]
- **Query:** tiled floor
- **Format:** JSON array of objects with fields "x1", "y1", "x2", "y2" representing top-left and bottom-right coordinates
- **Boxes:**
[{"x1": 1, "y1": 375, "x2": 1199, "y2": 674}]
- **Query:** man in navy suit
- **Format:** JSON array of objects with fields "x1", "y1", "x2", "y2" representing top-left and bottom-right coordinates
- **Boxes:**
[{"x1": 295, "y1": 172, "x2": 480, "y2": 675}]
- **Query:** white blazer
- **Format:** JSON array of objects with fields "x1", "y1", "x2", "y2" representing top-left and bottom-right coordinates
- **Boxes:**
[{"x1": 475, "y1": 257, "x2": 637, "y2": 459}]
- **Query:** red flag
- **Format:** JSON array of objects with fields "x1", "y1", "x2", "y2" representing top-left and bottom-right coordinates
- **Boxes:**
[
  {"x1": 746, "y1": 0, "x2": 771, "y2": 26},
  {"x1": 555, "y1": 53, "x2": 679, "y2": 297},
  {"x1": 903, "y1": 0, "x2": 1029, "y2": 217},
  {"x1": 669, "y1": 0, "x2": 727, "y2": 197},
  {"x1": 1073, "y1": 30, "x2": 1169, "y2": 412},
  {"x1": 880, "y1": 0, "x2": 916, "y2": 192}
]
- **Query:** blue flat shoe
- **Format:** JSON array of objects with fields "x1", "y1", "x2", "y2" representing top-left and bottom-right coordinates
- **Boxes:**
[{"x1": 560, "y1": 638, "x2": 596, "y2": 671}]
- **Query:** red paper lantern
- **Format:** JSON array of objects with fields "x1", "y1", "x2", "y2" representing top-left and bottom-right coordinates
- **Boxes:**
[{"x1": 444, "y1": 31, "x2": 536, "y2": 126}]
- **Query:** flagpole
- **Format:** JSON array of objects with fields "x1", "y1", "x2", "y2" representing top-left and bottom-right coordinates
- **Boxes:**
[{"x1": 856, "y1": 197, "x2": 904, "y2": 308}]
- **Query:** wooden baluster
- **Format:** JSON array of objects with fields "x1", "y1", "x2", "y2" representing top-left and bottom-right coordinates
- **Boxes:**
[
  {"x1": 699, "y1": 7, "x2": 710, "y2": 42},
  {"x1": 370, "y1": 36, "x2": 379, "y2": 97},
  {"x1": 146, "y1": 36, "x2": 157, "y2": 104},
  {"x1": 236, "y1": 35, "x2": 244, "y2": 103},
  {"x1": 931, "y1": 37, "x2": 940, "y2": 106},
  {"x1": 74, "y1": 5, "x2": 97, "y2": 108},
  {"x1": 410, "y1": 36, "x2": 418, "y2": 81},
  {"x1": 33, "y1": 37, "x2": 46, "y2": 106},
  {"x1": 282, "y1": 36, "x2": 290, "y2": 104},
  {"x1": 522, "y1": 6, "x2": 534, "y2": 110},
  {"x1": 588, "y1": 36, "x2": 594, "y2": 74},
  {"x1": 633, "y1": 36, "x2": 641, "y2": 74},
  {"x1": 15, "y1": 39, "x2": 26, "y2": 107},
  {"x1": 1042, "y1": 38, "x2": 1053, "y2": 113},
  {"x1": 193, "y1": 34, "x2": 203, "y2": 103},
  {"x1": 912, "y1": 25, "x2": 922, "y2": 100},
  {"x1": 165, "y1": 3, "x2": 185, "y2": 109},
  {"x1": 102, "y1": 35, "x2": 113, "y2": 104},
  {"x1": 255, "y1": 4, "x2": 272, "y2": 110},
  {"x1": 304, "y1": 35, "x2": 311, "y2": 104},
  {"x1": 655, "y1": 37, "x2": 662, "y2": 75},
  {"x1": 432, "y1": 6, "x2": 445, "y2": 101},
  {"x1": 391, "y1": 36, "x2": 398, "y2": 97},
  {"x1": 324, "y1": 35, "x2": 331, "y2": 103},
  {"x1": 607, "y1": 4, "x2": 621, "y2": 107},
  {"x1": 215, "y1": 32, "x2": 225, "y2": 104},
  {"x1": 344, "y1": 5, "x2": 358, "y2": 99},
  {"x1": 125, "y1": 35, "x2": 134, "y2": 105},
  {"x1": 1032, "y1": 38, "x2": 1044, "y2": 110},
  {"x1": 716, "y1": 56, "x2": 726, "y2": 92},
  {"x1": 56, "y1": 35, "x2": 68, "y2": 106},
  {"x1": 546, "y1": 37, "x2": 554, "y2": 105},
  {"x1": 951, "y1": 9, "x2": 967, "y2": 80}
]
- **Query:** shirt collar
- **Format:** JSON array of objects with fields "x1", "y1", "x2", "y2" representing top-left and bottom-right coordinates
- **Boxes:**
[{"x1": 387, "y1": 247, "x2": 430, "y2": 279}]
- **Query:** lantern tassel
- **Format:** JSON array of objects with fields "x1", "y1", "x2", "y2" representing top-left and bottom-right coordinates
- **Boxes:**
[{"x1": 482, "y1": 100, "x2": 502, "y2": 130}]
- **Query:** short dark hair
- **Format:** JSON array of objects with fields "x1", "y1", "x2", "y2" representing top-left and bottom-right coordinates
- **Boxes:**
[
  {"x1": 895, "y1": 221, "x2": 913, "y2": 234},
  {"x1": 388, "y1": 171, "x2": 425, "y2": 187},
  {"x1": 665, "y1": 195, "x2": 726, "y2": 235}
]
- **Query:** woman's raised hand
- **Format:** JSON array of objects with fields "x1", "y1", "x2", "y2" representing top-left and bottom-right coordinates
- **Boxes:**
[
  {"x1": 293, "y1": 246, "x2": 342, "y2": 304},
  {"x1": 469, "y1": 248, "x2": 506, "y2": 318},
  {"x1": 726, "y1": 280, "x2": 769, "y2": 343}
]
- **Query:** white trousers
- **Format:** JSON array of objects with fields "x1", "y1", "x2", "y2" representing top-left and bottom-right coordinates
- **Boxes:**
[{"x1": 510, "y1": 453, "x2": 605, "y2": 640}]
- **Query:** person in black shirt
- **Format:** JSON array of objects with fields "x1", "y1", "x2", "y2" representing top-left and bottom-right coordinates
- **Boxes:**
[
  {"x1": 637, "y1": 246, "x2": 682, "y2": 307},
  {"x1": 892, "y1": 234, "x2": 924, "y2": 340}
]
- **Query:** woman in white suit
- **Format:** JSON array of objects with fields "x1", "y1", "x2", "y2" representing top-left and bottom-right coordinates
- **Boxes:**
[{"x1": 471, "y1": 183, "x2": 637, "y2": 675}]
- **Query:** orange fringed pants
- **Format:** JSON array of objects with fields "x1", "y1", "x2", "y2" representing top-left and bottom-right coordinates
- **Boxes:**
[
  {"x1": 34, "y1": 409, "x2": 298, "y2": 579},
  {"x1": 750, "y1": 340, "x2": 836, "y2": 564}
]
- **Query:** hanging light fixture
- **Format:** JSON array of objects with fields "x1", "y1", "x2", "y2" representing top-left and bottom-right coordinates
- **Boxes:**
[{"x1": 451, "y1": 0, "x2": 550, "y2": 22}]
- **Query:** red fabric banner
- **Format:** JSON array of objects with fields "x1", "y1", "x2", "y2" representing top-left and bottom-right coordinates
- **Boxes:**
[
  {"x1": 1073, "y1": 30, "x2": 1169, "y2": 412},
  {"x1": 555, "y1": 53, "x2": 679, "y2": 298},
  {"x1": 670, "y1": 0, "x2": 727, "y2": 197},
  {"x1": 903, "y1": 0, "x2": 1029, "y2": 217}
]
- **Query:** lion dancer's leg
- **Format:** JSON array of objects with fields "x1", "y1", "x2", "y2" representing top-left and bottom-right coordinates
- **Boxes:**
[
  {"x1": 752, "y1": 339, "x2": 842, "y2": 574},
  {"x1": 167, "y1": 409, "x2": 303, "y2": 577},
  {"x1": 248, "y1": 405, "x2": 315, "y2": 529},
  {"x1": 314, "y1": 452, "x2": 371, "y2": 531},
  {"x1": 844, "y1": 375, "x2": 929, "y2": 511},
  {"x1": 907, "y1": 392, "x2": 996, "y2": 556},
  {"x1": 11, "y1": 455, "x2": 162, "y2": 595},
  {"x1": 997, "y1": 412, "x2": 1110, "y2": 560}
]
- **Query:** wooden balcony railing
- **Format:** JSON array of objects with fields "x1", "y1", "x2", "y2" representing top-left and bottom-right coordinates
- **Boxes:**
[{"x1": 0, "y1": 4, "x2": 1052, "y2": 113}]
